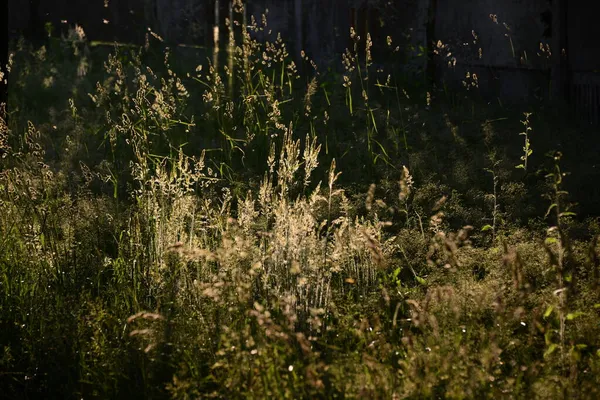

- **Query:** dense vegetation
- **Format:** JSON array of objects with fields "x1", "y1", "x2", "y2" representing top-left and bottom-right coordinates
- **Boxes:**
[{"x1": 1, "y1": 7, "x2": 600, "y2": 399}]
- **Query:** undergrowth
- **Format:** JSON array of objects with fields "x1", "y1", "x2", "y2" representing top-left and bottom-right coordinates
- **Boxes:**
[{"x1": 1, "y1": 2, "x2": 600, "y2": 399}]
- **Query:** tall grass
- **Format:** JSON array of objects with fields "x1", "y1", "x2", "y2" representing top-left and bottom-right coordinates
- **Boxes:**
[{"x1": 1, "y1": 4, "x2": 600, "y2": 399}]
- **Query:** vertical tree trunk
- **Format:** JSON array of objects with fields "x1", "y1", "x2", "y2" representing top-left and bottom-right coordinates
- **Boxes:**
[
  {"x1": 28, "y1": 0, "x2": 44, "y2": 44},
  {"x1": 143, "y1": 0, "x2": 157, "y2": 40},
  {"x1": 307, "y1": 1, "x2": 321, "y2": 62},
  {"x1": 1, "y1": 0, "x2": 9, "y2": 111},
  {"x1": 227, "y1": 0, "x2": 234, "y2": 97},
  {"x1": 155, "y1": 0, "x2": 172, "y2": 41},
  {"x1": 551, "y1": 0, "x2": 568, "y2": 102},
  {"x1": 213, "y1": 0, "x2": 220, "y2": 69},
  {"x1": 294, "y1": 0, "x2": 303, "y2": 63},
  {"x1": 425, "y1": 0, "x2": 438, "y2": 88}
]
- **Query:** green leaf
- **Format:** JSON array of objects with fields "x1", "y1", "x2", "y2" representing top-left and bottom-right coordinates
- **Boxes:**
[
  {"x1": 566, "y1": 311, "x2": 585, "y2": 321},
  {"x1": 481, "y1": 225, "x2": 493, "y2": 232},
  {"x1": 545, "y1": 203, "x2": 557, "y2": 217},
  {"x1": 559, "y1": 212, "x2": 576, "y2": 217},
  {"x1": 543, "y1": 305, "x2": 554, "y2": 319},
  {"x1": 415, "y1": 276, "x2": 426, "y2": 285},
  {"x1": 545, "y1": 330, "x2": 553, "y2": 345},
  {"x1": 515, "y1": 164, "x2": 525, "y2": 169},
  {"x1": 544, "y1": 343, "x2": 557, "y2": 358},
  {"x1": 545, "y1": 237, "x2": 558, "y2": 245}
]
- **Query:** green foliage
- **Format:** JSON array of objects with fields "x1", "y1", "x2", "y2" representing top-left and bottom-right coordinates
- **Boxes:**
[
  {"x1": 1, "y1": 11, "x2": 600, "y2": 400},
  {"x1": 516, "y1": 112, "x2": 533, "y2": 172}
]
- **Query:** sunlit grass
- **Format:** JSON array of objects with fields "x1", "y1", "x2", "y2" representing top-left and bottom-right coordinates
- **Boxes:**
[{"x1": 1, "y1": 6, "x2": 600, "y2": 399}]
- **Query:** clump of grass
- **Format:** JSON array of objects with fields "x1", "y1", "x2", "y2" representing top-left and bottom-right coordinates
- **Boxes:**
[{"x1": 2, "y1": 3, "x2": 600, "y2": 399}]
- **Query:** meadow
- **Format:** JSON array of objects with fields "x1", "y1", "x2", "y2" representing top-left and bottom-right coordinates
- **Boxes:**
[{"x1": 1, "y1": 6, "x2": 600, "y2": 399}]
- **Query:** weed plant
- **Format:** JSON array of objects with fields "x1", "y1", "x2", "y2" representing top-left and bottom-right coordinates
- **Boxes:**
[{"x1": 1, "y1": 3, "x2": 600, "y2": 399}]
